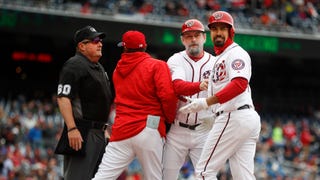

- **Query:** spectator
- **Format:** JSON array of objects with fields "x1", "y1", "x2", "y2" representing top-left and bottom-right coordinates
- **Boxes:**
[
  {"x1": 179, "y1": 160, "x2": 195, "y2": 180},
  {"x1": 164, "y1": 1, "x2": 177, "y2": 16},
  {"x1": 282, "y1": 120, "x2": 297, "y2": 142},
  {"x1": 138, "y1": 2, "x2": 153, "y2": 14},
  {"x1": 283, "y1": 140, "x2": 299, "y2": 161},
  {"x1": 176, "y1": 2, "x2": 189, "y2": 16},
  {"x1": 300, "y1": 122, "x2": 314, "y2": 150},
  {"x1": 27, "y1": 121, "x2": 43, "y2": 150},
  {"x1": 80, "y1": 2, "x2": 92, "y2": 14},
  {"x1": 271, "y1": 119, "x2": 284, "y2": 149},
  {"x1": 259, "y1": 120, "x2": 272, "y2": 143},
  {"x1": 0, "y1": 149, "x2": 14, "y2": 178},
  {"x1": 21, "y1": 112, "x2": 37, "y2": 131},
  {"x1": 46, "y1": 157, "x2": 62, "y2": 180},
  {"x1": 206, "y1": 0, "x2": 221, "y2": 11}
]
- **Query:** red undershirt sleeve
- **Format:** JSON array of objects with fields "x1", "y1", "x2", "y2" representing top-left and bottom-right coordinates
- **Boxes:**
[
  {"x1": 215, "y1": 77, "x2": 248, "y2": 104},
  {"x1": 173, "y1": 79, "x2": 201, "y2": 96}
]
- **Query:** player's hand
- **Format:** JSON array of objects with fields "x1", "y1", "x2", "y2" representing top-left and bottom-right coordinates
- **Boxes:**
[
  {"x1": 68, "y1": 129, "x2": 83, "y2": 151},
  {"x1": 179, "y1": 98, "x2": 208, "y2": 113},
  {"x1": 199, "y1": 79, "x2": 208, "y2": 91}
]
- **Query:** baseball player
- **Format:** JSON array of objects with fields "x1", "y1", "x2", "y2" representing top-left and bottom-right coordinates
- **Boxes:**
[
  {"x1": 163, "y1": 19, "x2": 215, "y2": 180},
  {"x1": 179, "y1": 11, "x2": 261, "y2": 180}
]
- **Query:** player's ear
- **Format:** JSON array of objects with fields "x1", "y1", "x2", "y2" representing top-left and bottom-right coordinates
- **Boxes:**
[
  {"x1": 229, "y1": 28, "x2": 235, "y2": 39},
  {"x1": 203, "y1": 32, "x2": 206, "y2": 42},
  {"x1": 180, "y1": 35, "x2": 186, "y2": 45}
]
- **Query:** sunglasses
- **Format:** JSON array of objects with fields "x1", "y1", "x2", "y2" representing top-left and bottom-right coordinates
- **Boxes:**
[{"x1": 81, "y1": 37, "x2": 103, "y2": 44}]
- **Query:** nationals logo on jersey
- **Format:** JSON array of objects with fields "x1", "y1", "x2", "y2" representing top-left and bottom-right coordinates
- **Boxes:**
[
  {"x1": 212, "y1": 60, "x2": 226, "y2": 83},
  {"x1": 231, "y1": 59, "x2": 245, "y2": 70},
  {"x1": 203, "y1": 70, "x2": 211, "y2": 79}
]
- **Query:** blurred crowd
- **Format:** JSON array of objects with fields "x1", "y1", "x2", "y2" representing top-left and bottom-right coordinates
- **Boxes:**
[
  {"x1": 0, "y1": 95, "x2": 63, "y2": 180},
  {"x1": 2, "y1": 0, "x2": 320, "y2": 34},
  {"x1": 0, "y1": 94, "x2": 319, "y2": 180},
  {"x1": 255, "y1": 116, "x2": 320, "y2": 179}
]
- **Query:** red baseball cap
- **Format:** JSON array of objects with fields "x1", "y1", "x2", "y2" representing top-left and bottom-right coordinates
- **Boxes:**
[{"x1": 117, "y1": 30, "x2": 147, "y2": 49}]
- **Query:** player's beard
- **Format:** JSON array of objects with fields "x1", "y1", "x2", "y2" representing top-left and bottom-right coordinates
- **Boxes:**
[
  {"x1": 213, "y1": 36, "x2": 225, "y2": 47},
  {"x1": 187, "y1": 44, "x2": 201, "y2": 57}
]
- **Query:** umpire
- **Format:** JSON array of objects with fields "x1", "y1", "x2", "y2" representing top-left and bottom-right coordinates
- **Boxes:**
[{"x1": 56, "y1": 25, "x2": 113, "y2": 180}]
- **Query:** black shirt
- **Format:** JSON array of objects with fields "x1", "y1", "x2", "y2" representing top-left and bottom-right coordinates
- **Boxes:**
[{"x1": 57, "y1": 52, "x2": 113, "y2": 123}]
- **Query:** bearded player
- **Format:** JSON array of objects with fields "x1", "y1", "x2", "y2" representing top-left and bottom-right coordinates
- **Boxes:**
[
  {"x1": 163, "y1": 19, "x2": 215, "y2": 180},
  {"x1": 180, "y1": 11, "x2": 261, "y2": 180}
]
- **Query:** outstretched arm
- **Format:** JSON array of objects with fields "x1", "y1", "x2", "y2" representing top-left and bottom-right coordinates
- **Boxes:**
[{"x1": 180, "y1": 77, "x2": 248, "y2": 113}]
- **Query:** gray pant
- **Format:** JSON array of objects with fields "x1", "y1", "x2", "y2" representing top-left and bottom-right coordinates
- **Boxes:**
[{"x1": 63, "y1": 129, "x2": 107, "y2": 180}]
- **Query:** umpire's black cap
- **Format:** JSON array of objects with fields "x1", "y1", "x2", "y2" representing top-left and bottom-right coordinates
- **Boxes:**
[{"x1": 73, "y1": 25, "x2": 106, "y2": 44}]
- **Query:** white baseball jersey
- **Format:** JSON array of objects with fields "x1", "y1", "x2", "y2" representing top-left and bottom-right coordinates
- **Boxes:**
[
  {"x1": 163, "y1": 50, "x2": 215, "y2": 180},
  {"x1": 167, "y1": 50, "x2": 215, "y2": 124},
  {"x1": 209, "y1": 42, "x2": 254, "y2": 112},
  {"x1": 195, "y1": 42, "x2": 261, "y2": 180}
]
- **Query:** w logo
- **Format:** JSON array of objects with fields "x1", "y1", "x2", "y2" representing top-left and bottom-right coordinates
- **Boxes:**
[
  {"x1": 185, "y1": 20, "x2": 195, "y2": 27},
  {"x1": 213, "y1": 12, "x2": 223, "y2": 20},
  {"x1": 203, "y1": 70, "x2": 211, "y2": 79}
]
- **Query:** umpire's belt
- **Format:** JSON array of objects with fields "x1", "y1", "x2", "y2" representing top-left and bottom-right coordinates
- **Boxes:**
[
  {"x1": 179, "y1": 122, "x2": 201, "y2": 130},
  {"x1": 76, "y1": 119, "x2": 108, "y2": 131},
  {"x1": 215, "y1": 104, "x2": 252, "y2": 117}
]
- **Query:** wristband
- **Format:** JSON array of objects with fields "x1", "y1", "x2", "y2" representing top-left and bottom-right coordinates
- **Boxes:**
[{"x1": 68, "y1": 127, "x2": 77, "y2": 132}]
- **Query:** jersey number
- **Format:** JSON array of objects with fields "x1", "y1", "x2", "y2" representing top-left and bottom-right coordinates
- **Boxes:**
[{"x1": 57, "y1": 84, "x2": 71, "y2": 95}]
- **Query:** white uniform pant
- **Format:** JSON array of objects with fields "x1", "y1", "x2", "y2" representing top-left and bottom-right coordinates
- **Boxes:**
[
  {"x1": 92, "y1": 127, "x2": 164, "y2": 180},
  {"x1": 195, "y1": 109, "x2": 261, "y2": 180},
  {"x1": 163, "y1": 122, "x2": 211, "y2": 180}
]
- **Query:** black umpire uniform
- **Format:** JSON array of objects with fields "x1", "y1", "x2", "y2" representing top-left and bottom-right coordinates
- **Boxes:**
[{"x1": 56, "y1": 26, "x2": 113, "y2": 180}]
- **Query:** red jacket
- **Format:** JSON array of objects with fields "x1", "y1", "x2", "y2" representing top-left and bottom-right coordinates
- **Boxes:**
[{"x1": 110, "y1": 52, "x2": 177, "y2": 141}]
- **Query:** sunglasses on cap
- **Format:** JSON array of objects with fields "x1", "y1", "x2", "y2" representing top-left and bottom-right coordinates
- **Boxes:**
[{"x1": 81, "y1": 37, "x2": 103, "y2": 44}]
